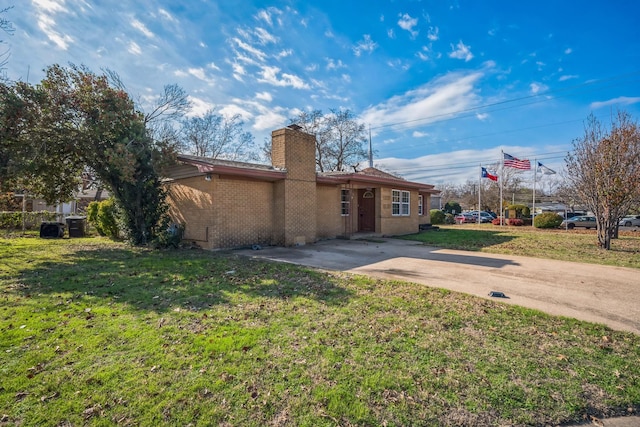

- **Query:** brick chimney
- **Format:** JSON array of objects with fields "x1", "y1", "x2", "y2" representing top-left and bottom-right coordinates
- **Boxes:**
[{"x1": 271, "y1": 127, "x2": 317, "y2": 246}]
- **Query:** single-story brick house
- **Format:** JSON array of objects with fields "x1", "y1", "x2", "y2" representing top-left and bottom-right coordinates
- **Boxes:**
[{"x1": 164, "y1": 126, "x2": 439, "y2": 250}]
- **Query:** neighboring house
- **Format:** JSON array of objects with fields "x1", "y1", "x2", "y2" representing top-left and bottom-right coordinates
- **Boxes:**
[{"x1": 164, "y1": 126, "x2": 439, "y2": 250}]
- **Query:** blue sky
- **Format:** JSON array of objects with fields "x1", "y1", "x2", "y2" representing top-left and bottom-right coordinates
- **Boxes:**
[{"x1": 4, "y1": 0, "x2": 640, "y2": 185}]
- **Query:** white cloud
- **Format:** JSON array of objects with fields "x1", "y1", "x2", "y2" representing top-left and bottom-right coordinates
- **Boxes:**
[
  {"x1": 158, "y1": 8, "x2": 176, "y2": 23},
  {"x1": 276, "y1": 49, "x2": 293, "y2": 59},
  {"x1": 220, "y1": 103, "x2": 253, "y2": 121},
  {"x1": 353, "y1": 34, "x2": 377, "y2": 57},
  {"x1": 208, "y1": 62, "x2": 221, "y2": 71},
  {"x1": 427, "y1": 26, "x2": 439, "y2": 41},
  {"x1": 342, "y1": 74, "x2": 351, "y2": 83},
  {"x1": 131, "y1": 18, "x2": 154, "y2": 38},
  {"x1": 128, "y1": 41, "x2": 142, "y2": 55},
  {"x1": 564, "y1": 48, "x2": 572, "y2": 55},
  {"x1": 398, "y1": 13, "x2": 419, "y2": 39},
  {"x1": 326, "y1": 58, "x2": 346, "y2": 70},
  {"x1": 258, "y1": 65, "x2": 310, "y2": 89},
  {"x1": 590, "y1": 96, "x2": 640, "y2": 109},
  {"x1": 255, "y1": 7, "x2": 282, "y2": 27},
  {"x1": 186, "y1": 96, "x2": 215, "y2": 117},
  {"x1": 253, "y1": 109, "x2": 287, "y2": 131},
  {"x1": 32, "y1": 1, "x2": 74, "y2": 50},
  {"x1": 529, "y1": 82, "x2": 548, "y2": 94},
  {"x1": 449, "y1": 40, "x2": 473, "y2": 61},
  {"x1": 559, "y1": 74, "x2": 578, "y2": 82},
  {"x1": 231, "y1": 62, "x2": 246, "y2": 81},
  {"x1": 417, "y1": 46, "x2": 431, "y2": 61},
  {"x1": 387, "y1": 28, "x2": 396, "y2": 39},
  {"x1": 412, "y1": 131, "x2": 428, "y2": 137},
  {"x1": 32, "y1": 0, "x2": 67, "y2": 13},
  {"x1": 254, "y1": 27, "x2": 277, "y2": 45},
  {"x1": 361, "y1": 71, "x2": 483, "y2": 131},
  {"x1": 476, "y1": 113, "x2": 489, "y2": 121},
  {"x1": 232, "y1": 37, "x2": 268, "y2": 62},
  {"x1": 255, "y1": 91, "x2": 273, "y2": 102}
]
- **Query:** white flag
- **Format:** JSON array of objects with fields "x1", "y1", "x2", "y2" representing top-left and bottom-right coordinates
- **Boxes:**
[{"x1": 537, "y1": 161, "x2": 556, "y2": 175}]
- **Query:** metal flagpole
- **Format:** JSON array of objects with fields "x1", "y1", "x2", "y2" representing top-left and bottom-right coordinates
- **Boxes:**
[
  {"x1": 532, "y1": 158, "x2": 537, "y2": 223},
  {"x1": 478, "y1": 165, "x2": 482, "y2": 224},
  {"x1": 499, "y1": 150, "x2": 504, "y2": 225}
]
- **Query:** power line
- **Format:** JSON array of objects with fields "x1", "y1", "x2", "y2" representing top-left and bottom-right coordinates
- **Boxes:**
[{"x1": 368, "y1": 70, "x2": 640, "y2": 132}]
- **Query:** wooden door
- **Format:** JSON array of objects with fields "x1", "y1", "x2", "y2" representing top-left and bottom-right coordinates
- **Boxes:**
[{"x1": 358, "y1": 189, "x2": 375, "y2": 232}]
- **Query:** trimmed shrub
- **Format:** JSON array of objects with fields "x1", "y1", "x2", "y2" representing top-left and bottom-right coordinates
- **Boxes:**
[
  {"x1": 507, "y1": 204, "x2": 530, "y2": 218},
  {"x1": 86, "y1": 202, "x2": 102, "y2": 235},
  {"x1": 507, "y1": 218, "x2": 525, "y2": 226},
  {"x1": 492, "y1": 217, "x2": 503, "y2": 225},
  {"x1": 444, "y1": 213, "x2": 456, "y2": 224},
  {"x1": 87, "y1": 199, "x2": 120, "y2": 239},
  {"x1": 430, "y1": 209, "x2": 445, "y2": 225},
  {"x1": 534, "y1": 212, "x2": 563, "y2": 229}
]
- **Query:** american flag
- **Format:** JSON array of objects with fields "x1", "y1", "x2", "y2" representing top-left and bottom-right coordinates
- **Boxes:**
[{"x1": 503, "y1": 152, "x2": 531, "y2": 170}]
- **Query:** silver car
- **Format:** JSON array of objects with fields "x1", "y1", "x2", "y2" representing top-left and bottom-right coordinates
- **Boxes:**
[
  {"x1": 619, "y1": 215, "x2": 640, "y2": 227},
  {"x1": 561, "y1": 215, "x2": 597, "y2": 229}
]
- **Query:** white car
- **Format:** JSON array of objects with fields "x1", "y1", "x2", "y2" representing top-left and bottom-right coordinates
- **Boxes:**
[{"x1": 619, "y1": 215, "x2": 640, "y2": 227}]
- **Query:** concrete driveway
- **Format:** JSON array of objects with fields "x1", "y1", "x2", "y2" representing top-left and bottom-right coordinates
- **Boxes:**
[{"x1": 236, "y1": 237, "x2": 640, "y2": 335}]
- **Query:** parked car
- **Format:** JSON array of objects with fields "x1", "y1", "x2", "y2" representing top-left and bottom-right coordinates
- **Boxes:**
[
  {"x1": 468, "y1": 211, "x2": 494, "y2": 223},
  {"x1": 561, "y1": 215, "x2": 597, "y2": 229},
  {"x1": 561, "y1": 211, "x2": 585, "y2": 219},
  {"x1": 619, "y1": 215, "x2": 640, "y2": 227},
  {"x1": 454, "y1": 212, "x2": 476, "y2": 224}
]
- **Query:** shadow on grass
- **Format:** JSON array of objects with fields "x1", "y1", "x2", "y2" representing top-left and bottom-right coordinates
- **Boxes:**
[
  {"x1": 14, "y1": 246, "x2": 353, "y2": 313},
  {"x1": 401, "y1": 227, "x2": 518, "y2": 251}
]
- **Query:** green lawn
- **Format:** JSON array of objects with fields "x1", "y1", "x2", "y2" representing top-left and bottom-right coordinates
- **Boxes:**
[
  {"x1": 1, "y1": 236, "x2": 640, "y2": 426},
  {"x1": 402, "y1": 224, "x2": 640, "y2": 269}
]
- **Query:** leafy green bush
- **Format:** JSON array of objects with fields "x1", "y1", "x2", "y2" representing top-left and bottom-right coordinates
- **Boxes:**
[
  {"x1": 0, "y1": 211, "x2": 61, "y2": 230},
  {"x1": 87, "y1": 199, "x2": 120, "y2": 239},
  {"x1": 86, "y1": 202, "x2": 103, "y2": 235},
  {"x1": 430, "y1": 209, "x2": 445, "y2": 225},
  {"x1": 534, "y1": 212, "x2": 563, "y2": 229},
  {"x1": 444, "y1": 201, "x2": 461, "y2": 214},
  {"x1": 151, "y1": 218, "x2": 185, "y2": 249},
  {"x1": 507, "y1": 204, "x2": 530, "y2": 218},
  {"x1": 444, "y1": 213, "x2": 456, "y2": 224}
]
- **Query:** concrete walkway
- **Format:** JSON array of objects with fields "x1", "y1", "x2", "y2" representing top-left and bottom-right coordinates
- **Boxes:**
[
  {"x1": 236, "y1": 238, "x2": 640, "y2": 426},
  {"x1": 236, "y1": 237, "x2": 640, "y2": 335}
]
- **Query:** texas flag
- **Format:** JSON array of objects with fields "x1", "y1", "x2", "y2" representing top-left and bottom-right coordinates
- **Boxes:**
[{"x1": 481, "y1": 167, "x2": 498, "y2": 181}]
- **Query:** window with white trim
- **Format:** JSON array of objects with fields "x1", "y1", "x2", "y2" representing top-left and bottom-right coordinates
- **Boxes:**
[
  {"x1": 341, "y1": 189, "x2": 350, "y2": 216},
  {"x1": 392, "y1": 190, "x2": 410, "y2": 216},
  {"x1": 418, "y1": 195, "x2": 423, "y2": 216}
]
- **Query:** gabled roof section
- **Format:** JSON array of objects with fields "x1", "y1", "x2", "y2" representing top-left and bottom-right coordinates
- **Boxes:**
[
  {"x1": 170, "y1": 155, "x2": 439, "y2": 194},
  {"x1": 318, "y1": 167, "x2": 439, "y2": 194},
  {"x1": 174, "y1": 154, "x2": 287, "y2": 181}
]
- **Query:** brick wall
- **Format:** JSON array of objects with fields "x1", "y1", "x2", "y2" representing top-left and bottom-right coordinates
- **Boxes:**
[
  {"x1": 271, "y1": 128, "x2": 317, "y2": 246},
  {"x1": 378, "y1": 187, "x2": 420, "y2": 236},
  {"x1": 167, "y1": 174, "x2": 274, "y2": 250},
  {"x1": 316, "y1": 184, "x2": 342, "y2": 239}
]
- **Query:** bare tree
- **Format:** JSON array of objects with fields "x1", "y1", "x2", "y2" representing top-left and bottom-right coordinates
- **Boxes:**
[
  {"x1": 288, "y1": 109, "x2": 368, "y2": 172},
  {"x1": 566, "y1": 111, "x2": 640, "y2": 249},
  {"x1": 0, "y1": 6, "x2": 14, "y2": 78},
  {"x1": 180, "y1": 109, "x2": 257, "y2": 161},
  {"x1": 323, "y1": 109, "x2": 368, "y2": 172}
]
